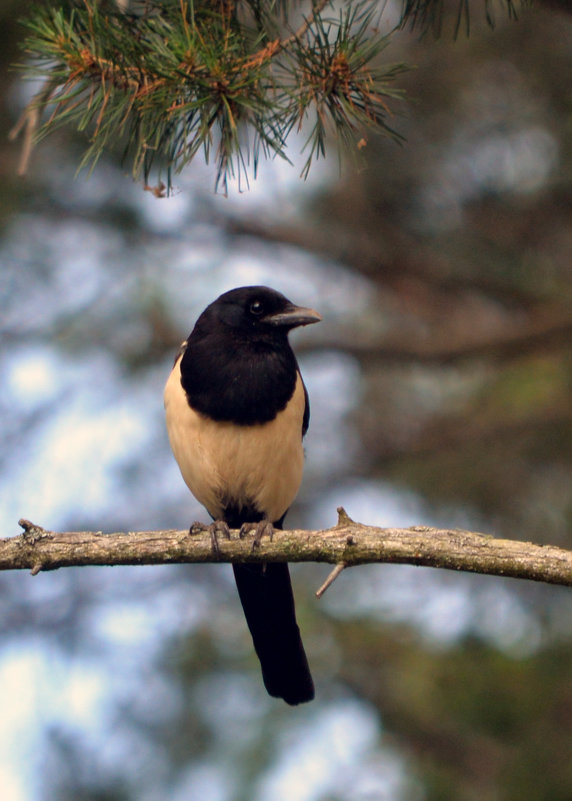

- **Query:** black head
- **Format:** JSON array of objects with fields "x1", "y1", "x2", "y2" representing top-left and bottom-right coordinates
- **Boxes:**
[
  {"x1": 181, "y1": 286, "x2": 320, "y2": 425},
  {"x1": 196, "y1": 286, "x2": 322, "y2": 340}
]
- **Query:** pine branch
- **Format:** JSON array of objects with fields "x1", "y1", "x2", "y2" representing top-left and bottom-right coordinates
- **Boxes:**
[
  {"x1": 5, "y1": 509, "x2": 572, "y2": 592},
  {"x1": 399, "y1": 0, "x2": 533, "y2": 37},
  {"x1": 13, "y1": 0, "x2": 408, "y2": 192}
]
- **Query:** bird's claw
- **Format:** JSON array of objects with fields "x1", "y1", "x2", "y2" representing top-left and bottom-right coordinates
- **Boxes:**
[
  {"x1": 239, "y1": 519, "x2": 274, "y2": 552},
  {"x1": 189, "y1": 521, "x2": 206, "y2": 536},
  {"x1": 209, "y1": 520, "x2": 231, "y2": 557},
  {"x1": 189, "y1": 520, "x2": 231, "y2": 558}
]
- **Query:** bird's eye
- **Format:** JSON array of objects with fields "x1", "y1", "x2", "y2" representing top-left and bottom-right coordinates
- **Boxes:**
[{"x1": 250, "y1": 300, "x2": 264, "y2": 316}]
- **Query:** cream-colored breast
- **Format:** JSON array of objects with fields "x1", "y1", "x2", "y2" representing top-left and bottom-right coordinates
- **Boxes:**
[{"x1": 164, "y1": 357, "x2": 306, "y2": 522}]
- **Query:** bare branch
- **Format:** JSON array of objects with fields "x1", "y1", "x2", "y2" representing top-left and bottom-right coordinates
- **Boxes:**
[
  {"x1": 4, "y1": 511, "x2": 572, "y2": 590},
  {"x1": 309, "y1": 316, "x2": 572, "y2": 367},
  {"x1": 315, "y1": 562, "x2": 346, "y2": 597}
]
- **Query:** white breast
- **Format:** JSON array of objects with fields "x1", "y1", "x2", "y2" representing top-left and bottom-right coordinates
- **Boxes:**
[{"x1": 164, "y1": 357, "x2": 306, "y2": 523}]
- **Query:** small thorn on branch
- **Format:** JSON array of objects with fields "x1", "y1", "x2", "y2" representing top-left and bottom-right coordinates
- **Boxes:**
[
  {"x1": 336, "y1": 506, "x2": 356, "y2": 527},
  {"x1": 316, "y1": 562, "x2": 346, "y2": 598},
  {"x1": 18, "y1": 519, "x2": 53, "y2": 545}
]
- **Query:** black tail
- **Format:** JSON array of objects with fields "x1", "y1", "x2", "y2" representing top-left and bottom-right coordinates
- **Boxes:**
[{"x1": 232, "y1": 561, "x2": 314, "y2": 705}]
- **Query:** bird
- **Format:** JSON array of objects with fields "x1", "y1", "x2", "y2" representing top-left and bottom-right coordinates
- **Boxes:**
[{"x1": 164, "y1": 285, "x2": 321, "y2": 705}]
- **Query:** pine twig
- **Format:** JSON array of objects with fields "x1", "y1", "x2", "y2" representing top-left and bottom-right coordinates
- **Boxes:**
[{"x1": 9, "y1": 79, "x2": 59, "y2": 175}]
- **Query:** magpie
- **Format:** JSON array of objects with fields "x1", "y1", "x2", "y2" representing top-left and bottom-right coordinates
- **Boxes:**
[{"x1": 164, "y1": 286, "x2": 321, "y2": 705}]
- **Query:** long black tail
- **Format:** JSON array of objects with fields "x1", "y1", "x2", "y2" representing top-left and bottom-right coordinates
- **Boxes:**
[{"x1": 232, "y1": 561, "x2": 314, "y2": 705}]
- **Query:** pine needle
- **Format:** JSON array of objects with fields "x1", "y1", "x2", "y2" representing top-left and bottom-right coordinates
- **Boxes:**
[{"x1": 15, "y1": 0, "x2": 409, "y2": 192}]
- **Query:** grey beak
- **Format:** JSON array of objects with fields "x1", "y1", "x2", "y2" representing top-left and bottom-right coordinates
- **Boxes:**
[{"x1": 265, "y1": 304, "x2": 322, "y2": 329}]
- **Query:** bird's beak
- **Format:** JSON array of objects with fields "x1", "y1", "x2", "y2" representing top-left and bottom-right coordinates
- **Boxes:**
[{"x1": 264, "y1": 303, "x2": 322, "y2": 329}]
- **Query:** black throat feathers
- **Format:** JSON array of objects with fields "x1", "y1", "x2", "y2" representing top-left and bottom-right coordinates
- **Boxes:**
[{"x1": 179, "y1": 329, "x2": 300, "y2": 427}]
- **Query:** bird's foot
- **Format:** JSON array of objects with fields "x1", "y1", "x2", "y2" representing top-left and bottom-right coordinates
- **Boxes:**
[
  {"x1": 189, "y1": 520, "x2": 231, "y2": 558},
  {"x1": 239, "y1": 519, "x2": 274, "y2": 552}
]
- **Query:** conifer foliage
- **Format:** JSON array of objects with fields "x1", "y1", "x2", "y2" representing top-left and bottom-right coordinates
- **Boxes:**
[
  {"x1": 14, "y1": 0, "x2": 530, "y2": 191},
  {"x1": 16, "y1": 0, "x2": 409, "y2": 191}
]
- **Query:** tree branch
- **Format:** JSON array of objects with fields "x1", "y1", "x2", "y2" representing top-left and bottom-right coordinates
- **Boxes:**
[
  {"x1": 308, "y1": 316, "x2": 572, "y2": 367},
  {"x1": 3, "y1": 510, "x2": 572, "y2": 590}
]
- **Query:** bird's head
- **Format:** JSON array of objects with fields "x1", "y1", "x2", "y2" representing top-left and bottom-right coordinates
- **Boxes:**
[{"x1": 200, "y1": 286, "x2": 322, "y2": 338}]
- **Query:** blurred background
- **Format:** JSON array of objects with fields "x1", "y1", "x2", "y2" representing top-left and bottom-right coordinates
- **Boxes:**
[{"x1": 1, "y1": 1, "x2": 572, "y2": 799}]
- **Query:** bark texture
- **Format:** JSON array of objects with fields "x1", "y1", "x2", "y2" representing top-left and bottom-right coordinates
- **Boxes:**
[{"x1": 2, "y1": 510, "x2": 572, "y2": 589}]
